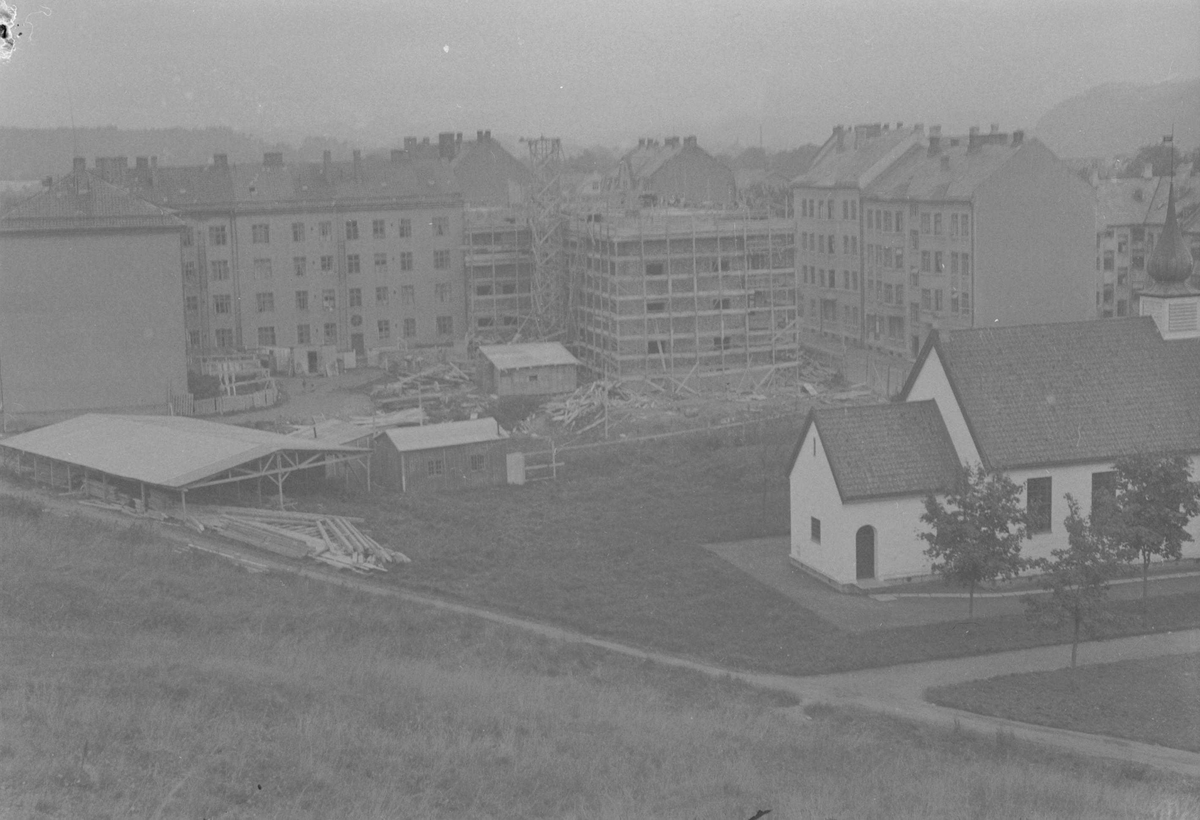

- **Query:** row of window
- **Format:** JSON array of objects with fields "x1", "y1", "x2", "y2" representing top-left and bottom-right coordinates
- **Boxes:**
[
  {"x1": 212, "y1": 315, "x2": 457, "y2": 349},
  {"x1": 802, "y1": 265, "x2": 860, "y2": 291},
  {"x1": 193, "y1": 251, "x2": 453, "y2": 283},
  {"x1": 799, "y1": 197, "x2": 858, "y2": 222},
  {"x1": 801, "y1": 232, "x2": 860, "y2": 256},
  {"x1": 197, "y1": 217, "x2": 448, "y2": 248},
  {"x1": 201, "y1": 284, "x2": 456, "y2": 316}
]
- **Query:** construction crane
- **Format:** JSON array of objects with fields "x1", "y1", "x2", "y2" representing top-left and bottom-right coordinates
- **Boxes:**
[{"x1": 518, "y1": 136, "x2": 566, "y2": 341}]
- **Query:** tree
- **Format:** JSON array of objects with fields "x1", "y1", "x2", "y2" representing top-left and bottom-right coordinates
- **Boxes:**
[
  {"x1": 1097, "y1": 454, "x2": 1200, "y2": 603},
  {"x1": 919, "y1": 464, "x2": 1030, "y2": 618},
  {"x1": 1024, "y1": 496, "x2": 1125, "y2": 667},
  {"x1": 1119, "y1": 141, "x2": 1183, "y2": 178}
]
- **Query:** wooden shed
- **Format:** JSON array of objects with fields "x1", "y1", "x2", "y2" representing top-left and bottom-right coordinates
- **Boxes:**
[
  {"x1": 374, "y1": 418, "x2": 509, "y2": 492},
  {"x1": 476, "y1": 342, "x2": 579, "y2": 396}
]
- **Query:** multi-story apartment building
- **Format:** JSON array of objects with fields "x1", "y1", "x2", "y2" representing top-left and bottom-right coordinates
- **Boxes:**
[
  {"x1": 796, "y1": 123, "x2": 1097, "y2": 359},
  {"x1": 603, "y1": 136, "x2": 737, "y2": 208},
  {"x1": 1095, "y1": 170, "x2": 1200, "y2": 318},
  {"x1": 566, "y1": 209, "x2": 796, "y2": 378},
  {"x1": 96, "y1": 151, "x2": 464, "y2": 373}
]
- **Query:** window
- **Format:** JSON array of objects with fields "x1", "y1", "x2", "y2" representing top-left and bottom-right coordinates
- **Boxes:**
[
  {"x1": 427, "y1": 458, "x2": 445, "y2": 477},
  {"x1": 1117, "y1": 267, "x2": 1129, "y2": 286},
  {"x1": 351, "y1": 314, "x2": 362, "y2": 327},
  {"x1": 188, "y1": 330, "x2": 201, "y2": 348},
  {"x1": 933, "y1": 213, "x2": 942, "y2": 236},
  {"x1": 1132, "y1": 254, "x2": 1144, "y2": 271},
  {"x1": 1102, "y1": 251, "x2": 1114, "y2": 271},
  {"x1": 403, "y1": 318, "x2": 416, "y2": 338},
  {"x1": 399, "y1": 251, "x2": 413, "y2": 271},
  {"x1": 323, "y1": 289, "x2": 336, "y2": 311},
  {"x1": 377, "y1": 319, "x2": 391, "y2": 340},
  {"x1": 647, "y1": 340, "x2": 667, "y2": 355},
  {"x1": 961, "y1": 214, "x2": 970, "y2": 237},
  {"x1": 434, "y1": 250, "x2": 450, "y2": 270},
  {"x1": 320, "y1": 255, "x2": 334, "y2": 272},
  {"x1": 883, "y1": 211, "x2": 893, "y2": 232},
  {"x1": 293, "y1": 257, "x2": 307, "y2": 277},
  {"x1": 950, "y1": 214, "x2": 959, "y2": 238},
  {"x1": 398, "y1": 218, "x2": 412, "y2": 238},
  {"x1": 215, "y1": 328, "x2": 234, "y2": 348},
  {"x1": 811, "y1": 517, "x2": 821, "y2": 543},
  {"x1": 922, "y1": 288, "x2": 932, "y2": 309},
  {"x1": 349, "y1": 288, "x2": 362, "y2": 308},
  {"x1": 470, "y1": 453, "x2": 486, "y2": 472},
  {"x1": 401, "y1": 285, "x2": 415, "y2": 305},
  {"x1": 920, "y1": 213, "x2": 930, "y2": 235},
  {"x1": 935, "y1": 251, "x2": 944, "y2": 272},
  {"x1": 252, "y1": 224, "x2": 270, "y2": 244},
  {"x1": 645, "y1": 262, "x2": 665, "y2": 276},
  {"x1": 476, "y1": 283, "x2": 493, "y2": 296},
  {"x1": 1027, "y1": 477, "x2": 1052, "y2": 533},
  {"x1": 182, "y1": 228, "x2": 194, "y2": 247},
  {"x1": 1117, "y1": 299, "x2": 1128, "y2": 317},
  {"x1": 867, "y1": 210, "x2": 874, "y2": 230},
  {"x1": 436, "y1": 283, "x2": 452, "y2": 302},
  {"x1": 323, "y1": 322, "x2": 337, "y2": 344},
  {"x1": 884, "y1": 284, "x2": 894, "y2": 304},
  {"x1": 647, "y1": 300, "x2": 666, "y2": 313},
  {"x1": 910, "y1": 302, "x2": 919, "y2": 323},
  {"x1": 185, "y1": 295, "x2": 198, "y2": 312},
  {"x1": 257, "y1": 326, "x2": 276, "y2": 346},
  {"x1": 209, "y1": 225, "x2": 227, "y2": 246},
  {"x1": 895, "y1": 211, "x2": 903, "y2": 233},
  {"x1": 376, "y1": 286, "x2": 388, "y2": 304},
  {"x1": 842, "y1": 200, "x2": 849, "y2": 220},
  {"x1": 213, "y1": 294, "x2": 232, "y2": 315},
  {"x1": 372, "y1": 219, "x2": 385, "y2": 239},
  {"x1": 713, "y1": 297, "x2": 731, "y2": 310},
  {"x1": 292, "y1": 222, "x2": 304, "y2": 242},
  {"x1": 252, "y1": 258, "x2": 271, "y2": 280},
  {"x1": 374, "y1": 252, "x2": 388, "y2": 273},
  {"x1": 256, "y1": 292, "x2": 274, "y2": 313},
  {"x1": 347, "y1": 254, "x2": 361, "y2": 274},
  {"x1": 345, "y1": 220, "x2": 359, "y2": 240},
  {"x1": 436, "y1": 315, "x2": 453, "y2": 335},
  {"x1": 951, "y1": 252, "x2": 959, "y2": 275},
  {"x1": 961, "y1": 254, "x2": 970, "y2": 277},
  {"x1": 183, "y1": 261, "x2": 197, "y2": 282},
  {"x1": 319, "y1": 221, "x2": 332, "y2": 239},
  {"x1": 432, "y1": 216, "x2": 449, "y2": 236},
  {"x1": 1103, "y1": 284, "x2": 1114, "y2": 305},
  {"x1": 920, "y1": 251, "x2": 930, "y2": 273},
  {"x1": 210, "y1": 260, "x2": 230, "y2": 281},
  {"x1": 297, "y1": 324, "x2": 311, "y2": 344}
]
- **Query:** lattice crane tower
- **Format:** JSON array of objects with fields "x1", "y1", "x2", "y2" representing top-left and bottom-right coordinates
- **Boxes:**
[{"x1": 519, "y1": 136, "x2": 566, "y2": 340}]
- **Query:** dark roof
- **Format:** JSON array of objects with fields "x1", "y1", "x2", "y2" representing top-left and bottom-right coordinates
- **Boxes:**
[
  {"x1": 0, "y1": 170, "x2": 183, "y2": 233},
  {"x1": 787, "y1": 400, "x2": 962, "y2": 502},
  {"x1": 794, "y1": 127, "x2": 925, "y2": 189},
  {"x1": 1145, "y1": 179, "x2": 1196, "y2": 286},
  {"x1": 450, "y1": 138, "x2": 535, "y2": 206},
  {"x1": 900, "y1": 318, "x2": 1200, "y2": 470}
]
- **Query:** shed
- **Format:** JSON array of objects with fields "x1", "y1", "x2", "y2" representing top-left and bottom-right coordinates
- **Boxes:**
[
  {"x1": 476, "y1": 342, "x2": 579, "y2": 396},
  {"x1": 375, "y1": 417, "x2": 509, "y2": 492}
]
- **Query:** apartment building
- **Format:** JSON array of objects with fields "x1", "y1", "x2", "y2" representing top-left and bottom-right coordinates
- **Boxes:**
[
  {"x1": 100, "y1": 151, "x2": 464, "y2": 371},
  {"x1": 603, "y1": 136, "x2": 737, "y2": 208},
  {"x1": 566, "y1": 209, "x2": 797, "y2": 378},
  {"x1": 795, "y1": 123, "x2": 1097, "y2": 359},
  {"x1": 0, "y1": 160, "x2": 187, "y2": 424}
]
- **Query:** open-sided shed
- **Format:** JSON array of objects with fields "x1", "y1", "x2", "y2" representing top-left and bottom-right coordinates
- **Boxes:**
[
  {"x1": 0, "y1": 414, "x2": 369, "y2": 511},
  {"x1": 476, "y1": 342, "x2": 579, "y2": 396},
  {"x1": 374, "y1": 417, "x2": 508, "y2": 492}
]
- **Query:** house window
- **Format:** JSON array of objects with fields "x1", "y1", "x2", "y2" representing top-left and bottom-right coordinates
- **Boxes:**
[
  {"x1": 350, "y1": 314, "x2": 362, "y2": 327},
  {"x1": 436, "y1": 283, "x2": 452, "y2": 302},
  {"x1": 257, "y1": 326, "x2": 276, "y2": 346},
  {"x1": 432, "y1": 216, "x2": 449, "y2": 236},
  {"x1": 933, "y1": 213, "x2": 942, "y2": 236},
  {"x1": 935, "y1": 251, "x2": 944, "y2": 273},
  {"x1": 323, "y1": 322, "x2": 337, "y2": 344},
  {"x1": 1116, "y1": 299, "x2": 1127, "y2": 316},
  {"x1": 182, "y1": 228, "x2": 194, "y2": 247},
  {"x1": 921, "y1": 251, "x2": 931, "y2": 273},
  {"x1": 319, "y1": 221, "x2": 332, "y2": 239},
  {"x1": 185, "y1": 295, "x2": 198, "y2": 312},
  {"x1": 376, "y1": 286, "x2": 388, "y2": 304},
  {"x1": 254, "y1": 258, "x2": 273, "y2": 279},
  {"x1": 297, "y1": 324, "x2": 311, "y2": 344},
  {"x1": 377, "y1": 319, "x2": 390, "y2": 340},
  {"x1": 950, "y1": 214, "x2": 959, "y2": 238},
  {"x1": 213, "y1": 294, "x2": 232, "y2": 315},
  {"x1": 647, "y1": 340, "x2": 667, "y2": 355},
  {"x1": 403, "y1": 318, "x2": 416, "y2": 338},
  {"x1": 292, "y1": 222, "x2": 304, "y2": 242},
  {"x1": 349, "y1": 288, "x2": 362, "y2": 308},
  {"x1": 961, "y1": 254, "x2": 970, "y2": 277},
  {"x1": 427, "y1": 458, "x2": 445, "y2": 477},
  {"x1": 398, "y1": 218, "x2": 412, "y2": 238},
  {"x1": 375, "y1": 253, "x2": 388, "y2": 273},
  {"x1": 810, "y1": 517, "x2": 821, "y2": 543},
  {"x1": 320, "y1": 255, "x2": 334, "y2": 272},
  {"x1": 477, "y1": 283, "x2": 493, "y2": 296},
  {"x1": 215, "y1": 328, "x2": 234, "y2": 348},
  {"x1": 470, "y1": 453, "x2": 486, "y2": 472},
  {"x1": 645, "y1": 262, "x2": 665, "y2": 276},
  {"x1": 934, "y1": 289, "x2": 943, "y2": 312},
  {"x1": 345, "y1": 220, "x2": 359, "y2": 240},
  {"x1": 920, "y1": 213, "x2": 930, "y2": 235},
  {"x1": 210, "y1": 260, "x2": 230, "y2": 281},
  {"x1": 323, "y1": 289, "x2": 336, "y2": 311},
  {"x1": 1103, "y1": 251, "x2": 1114, "y2": 271},
  {"x1": 401, "y1": 285, "x2": 415, "y2": 305},
  {"x1": 399, "y1": 251, "x2": 413, "y2": 271},
  {"x1": 436, "y1": 315, "x2": 453, "y2": 335},
  {"x1": 895, "y1": 211, "x2": 903, "y2": 233},
  {"x1": 209, "y1": 225, "x2": 227, "y2": 246},
  {"x1": 188, "y1": 330, "x2": 201, "y2": 348},
  {"x1": 1027, "y1": 476, "x2": 1052, "y2": 533},
  {"x1": 183, "y1": 261, "x2": 197, "y2": 283},
  {"x1": 922, "y1": 288, "x2": 932, "y2": 309},
  {"x1": 434, "y1": 250, "x2": 450, "y2": 270},
  {"x1": 347, "y1": 254, "x2": 361, "y2": 274},
  {"x1": 256, "y1": 292, "x2": 274, "y2": 313},
  {"x1": 961, "y1": 214, "x2": 970, "y2": 237},
  {"x1": 713, "y1": 297, "x2": 731, "y2": 310},
  {"x1": 252, "y1": 224, "x2": 270, "y2": 244},
  {"x1": 1132, "y1": 255, "x2": 1144, "y2": 271},
  {"x1": 373, "y1": 219, "x2": 385, "y2": 239},
  {"x1": 294, "y1": 257, "x2": 307, "y2": 277}
]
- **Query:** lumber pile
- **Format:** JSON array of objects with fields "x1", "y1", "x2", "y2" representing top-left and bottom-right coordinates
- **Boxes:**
[
  {"x1": 542, "y1": 380, "x2": 651, "y2": 430},
  {"x1": 193, "y1": 506, "x2": 410, "y2": 572},
  {"x1": 371, "y1": 362, "x2": 472, "y2": 398}
]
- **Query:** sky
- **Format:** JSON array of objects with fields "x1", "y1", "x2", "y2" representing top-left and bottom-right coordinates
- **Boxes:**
[{"x1": 1, "y1": 0, "x2": 1198, "y2": 151}]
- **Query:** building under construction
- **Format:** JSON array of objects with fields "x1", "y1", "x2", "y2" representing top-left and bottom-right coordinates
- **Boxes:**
[{"x1": 566, "y1": 209, "x2": 798, "y2": 380}]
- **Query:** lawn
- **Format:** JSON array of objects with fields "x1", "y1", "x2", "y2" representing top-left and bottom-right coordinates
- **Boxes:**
[
  {"x1": 2, "y1": 506, "x2": 1198, "y2": 819},
  {"x1": 927, "y1": 653, "x2": 1200, "y2": 753},
  {"x1": 297, "y1": 426, "x2": 1200, "y2": 676}
]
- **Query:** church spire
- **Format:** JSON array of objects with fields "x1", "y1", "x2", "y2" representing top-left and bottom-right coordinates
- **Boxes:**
[{"x1": 1145, "y1": 175, "x2": 1195, "y2": 287}]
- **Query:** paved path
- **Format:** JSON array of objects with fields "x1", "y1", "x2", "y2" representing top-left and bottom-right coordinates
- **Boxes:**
[{"x1": 11, "y1": 486, "x2": 1200, "y2": 780}]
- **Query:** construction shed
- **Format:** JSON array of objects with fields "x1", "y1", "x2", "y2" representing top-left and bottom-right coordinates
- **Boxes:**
[
  {"x1": 0, "y1": 414, "x2": 370, "y2": 511},
  {"x1": 375, "y1": 417, "x2": 508, "y2": 492},
  {"x1": 476, "y1": 342, "x2": 579, "y2": 396}
]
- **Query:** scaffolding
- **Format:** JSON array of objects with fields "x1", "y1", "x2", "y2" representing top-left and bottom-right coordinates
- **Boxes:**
[{"x1": 518, "y1": 136, "x2": 567, "y2": 341}]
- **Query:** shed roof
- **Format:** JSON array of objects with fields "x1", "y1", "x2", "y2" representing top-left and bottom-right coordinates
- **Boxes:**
[
  {"x1": 0, "y1": 414, "x2": 366, "y2": 489},
  {"x1": 383, "y1": 418, "x2": 506, "y2": 453},
  {"x1": 477, "y1": 342, "x2": 580, "y2": 371},
  {"x1": 788, "y1": 400, "x2": 962, "y2": 502}
]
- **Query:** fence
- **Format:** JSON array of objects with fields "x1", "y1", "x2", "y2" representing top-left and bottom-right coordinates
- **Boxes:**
[{"x1": 176, "y1": 387, "x2": 279, "y2": 417}]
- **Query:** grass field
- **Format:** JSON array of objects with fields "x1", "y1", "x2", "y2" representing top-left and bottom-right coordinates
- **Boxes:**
[
  {"x1": 927, "y1": 653, "x2": 1200, "y2": 753},
  {"x1": 296, "y1": 427, "x2": 1200, "y2": 676},
  {"x1": 3, "y1": 507, "x2": 1199, "y2": 819}
]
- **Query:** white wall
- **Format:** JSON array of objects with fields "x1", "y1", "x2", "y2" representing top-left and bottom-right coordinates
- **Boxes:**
[
  {"x1": 902, "y1": 345, "x2": 979, "y2": 466},
  {"x1": 789, "y1": 424, "x2": 852, "y2": 581}
]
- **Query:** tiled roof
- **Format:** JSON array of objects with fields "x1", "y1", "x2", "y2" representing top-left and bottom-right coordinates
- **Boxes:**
[
  {"x1": 866, "y1": 140, "x2": 1025, "y2": 201},
  {"x1": 794, "y1": 128, "x2": 925, "y2": 189},
  {"x1": 788, "y1": 400, "x2": 962, "y2": 502},
  {"x1": 905, "y1": 318, "x2": 1200, "y2": 469},
  {"x1": 0, "y1": 170, "x2": 183, "y2": 232}
]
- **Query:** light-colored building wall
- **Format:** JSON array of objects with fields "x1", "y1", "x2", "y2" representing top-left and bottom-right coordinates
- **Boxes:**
[{"x1": 900, "y1": 345, "x2": 981, "y2": 466}]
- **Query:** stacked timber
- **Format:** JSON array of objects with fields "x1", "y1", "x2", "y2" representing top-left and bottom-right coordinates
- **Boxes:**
[
  {"x1": 194, "y1": 506, "x2": 410, "y2": 572},
  {"x1": 542, "y1": 381, "x2": 648, "y2": 430}
]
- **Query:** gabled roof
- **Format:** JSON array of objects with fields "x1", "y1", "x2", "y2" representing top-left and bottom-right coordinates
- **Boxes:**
[
  {"x1": 899, "y1": 318, "x2": 1200, "y2": 470},
  {"x1": 866, "y1": 140, "x2": 1027, "y2": 202},
  {"x1": 383, "y1": 418, "x2": 506, "y2": 453},
  {"x1": 450, "y1": 138, "x2": 535, "y2": 206},
  {"x1": 786, "y1": 400, "x2": 961, "y2": 502},
  {"x1": 794, "y1": 128, "x2": 925, "y2": 189},
  {"x1": 0, "y1": 414, "x2": 366, "y2": 489},
  {"x1": 477, "y1": 342, "x2": 579, "y2": 371},
  {"x1": 0, "y1": 170, "x2": 183, "y2": 233}
]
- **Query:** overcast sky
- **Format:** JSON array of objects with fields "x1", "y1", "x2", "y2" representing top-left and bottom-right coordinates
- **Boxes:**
[{"x1": 2, "y1": 0, "x2": 1198, "y2": 150}]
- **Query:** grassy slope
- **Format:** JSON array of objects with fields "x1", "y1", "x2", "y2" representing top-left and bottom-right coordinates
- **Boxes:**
[
  {"x1": 3, "y1": 511, "x2": 1198, "y2": 819},
  {"x1": 305, "y1": 429, "x2": 1200, "y2": 676},
  {"x1": 928, "y1": 653, "x2": 1200, "y2": 753}
]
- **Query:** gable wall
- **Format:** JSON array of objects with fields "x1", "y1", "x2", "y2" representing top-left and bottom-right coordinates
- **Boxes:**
[
  {"x1": 789, "y1": 424, "x2": 852, "y2": 580},
  {"x1": 901, "y1": 346, "x2": 979, "y2": 465}
]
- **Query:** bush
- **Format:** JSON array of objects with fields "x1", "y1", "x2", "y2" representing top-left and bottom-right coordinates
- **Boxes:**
[{"x1": 0, "y1": 494, "x2": 43, "y2": 519}]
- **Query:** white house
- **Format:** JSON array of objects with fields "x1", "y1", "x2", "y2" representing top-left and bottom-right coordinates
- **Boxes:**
[{"x1": 788, "y1": 180, "x2": 1200, "y2": 589}]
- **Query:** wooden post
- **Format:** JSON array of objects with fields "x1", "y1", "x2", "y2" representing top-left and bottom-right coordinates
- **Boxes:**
[
  {"x1": 180, "y1": 489, "x2": 187, "y2": 516},
  {"x1": 140, "y1": 482, "x2": 146, "y2": 511}
]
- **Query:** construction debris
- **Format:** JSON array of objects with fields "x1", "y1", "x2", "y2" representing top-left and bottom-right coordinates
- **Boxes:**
[
  {"x1": 371, "y1": 362, "x2": 472, "y2": 398},
  {"x1": 541, "y1": 380, "x2": 652, "y2": 430}
]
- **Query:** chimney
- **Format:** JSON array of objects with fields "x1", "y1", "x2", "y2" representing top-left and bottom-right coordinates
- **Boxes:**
[
  {"x1": 928, "y1": 134, "x2": 941, "y2": 155},
  {"x1": 136, "y1": 157, "x2": 149, "y2": 169},
  {"x1": 833, "y1": 125, "x2": 845, "y2": 150},
  {"x1": 352, "y1": 149, "x2": 362, "y2": 180},
  {"x1": 940, "y1": 155, "x2": 951, "y2": 171},
  {"x1": 638, "y1": 138, "x2": 646, "y2": 148},
  {"x1": 263, "y1": 152, "x2": 284, "y2": 166},
  {"x1": 322, "y1": 150, "x2": 332, "y2": 180},
  {"x1": 684, "y1": 135, "x2": 697, "y2": 147},
  {"x1": 404, "y1": 137, "x2": 417, "y2": 152},
  {"x1": 913, "y1": 123, "x2": 924, "y2": 133},
  {"x1": 484, "y1": 130, "x2": 491, "y2": 140},
  {"x1": 73, "y1": 157, "x2": 86, "y2": 174},
  {"x1": 665, "y1": 136, "x2": 680, "y2": 148},
  {"x1": 456, "y1": 132, "x2": 462, "y2": 145},
  {"x1": 990, "y1": 123, "x2": 1000, "y2": 134},
  {"x1": 883, "y1": 123, "x2": 890, "y2": 132},
  {"x1": 438, "y1": 132, "x2": 455, "y2": 160},
  {"x1": 477, "y1": 130, "x2": 484, "y2": 141},
  {"x1": 213, "y1": 154, "x2": 228, "y2": 167},
  {"x1": 42, "y1": 175, "x2": 53, "y2": 187},
  {"x1": 896, "y1": 122, "x2": 903, "y2": 130},
  {"x1": 391, "y1": 149, "x2": 404, "y2": 163},
  {"x1": 969, "y1": 125, "x2": 980, "y2": 136}
]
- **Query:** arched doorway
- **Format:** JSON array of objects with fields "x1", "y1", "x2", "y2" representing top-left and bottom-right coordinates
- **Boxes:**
[{"x1": 856, "y1": 526, "x2": 876, "y2": 580}]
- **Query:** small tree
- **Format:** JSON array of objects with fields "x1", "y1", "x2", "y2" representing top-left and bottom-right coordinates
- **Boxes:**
[
  {"x1": 1025, "y1": 496, "x2": 1125, "y2": 667},
  {"x1": 919, "y1": 464, "x2": 1030, "y2": 618},
  {"x1": 1099, "y1": 454, "x2": 1200, "y2": 603}
]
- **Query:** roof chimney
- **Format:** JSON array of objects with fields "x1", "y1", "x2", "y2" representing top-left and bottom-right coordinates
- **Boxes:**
[
  {"x1": 476, "y1": 130, "x2": 484, "y2": 141},
  {"x1": 928, "y1": 134, "x2": 941, "y2": 155},
  {"x1": 665, "y1": 136, "x2": 680, "y2": 148},
  {"x1": 438, "y1": 132, "x2": 456, "y2": 160},
  {"x1": 638, "y1": 138, "x2": 646, "y2": 148},
  {"x1": 990, "y1": 123, "x2": 1000, "y2": 134},
  {"x1": 213, "y1": 153, "x2": 228, "y2": 167},
  {"x1": 1012, "y1": 130, "x2": 1024, "y2": 146},
  {"x1": 42, "y1": 175, "x2": 53, "y2": 188},
  {"x1": 73, "y1": 157, "x2": 86, "y2": 173},
  {"x1": 484, "y1": 130, "x2": 491, "y2": 140},
  {"x1": 263, "y1": 152, "x2": 284, "y2": 167},
  {"x1": 456, "y1": 132, "x2": 462, "y2": 144},
  {"x1": 684, "y1": 135, "x2": 697, "y2": 147},
  {"x1": 833, "y1": 125, "x2": 845, "y2": 151},
  {"x1": 136, "y1": 156, "x2": 149, "y2": 169},
  {"x1": 404, "y1": 137, "x2": 418, "y2": 152},
  {"x1": 969, "y1": 125, "x2": 979, "y2": 136},
  {"x1": 896, "y1": 122, "x2": 903, "y2": 130}
]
